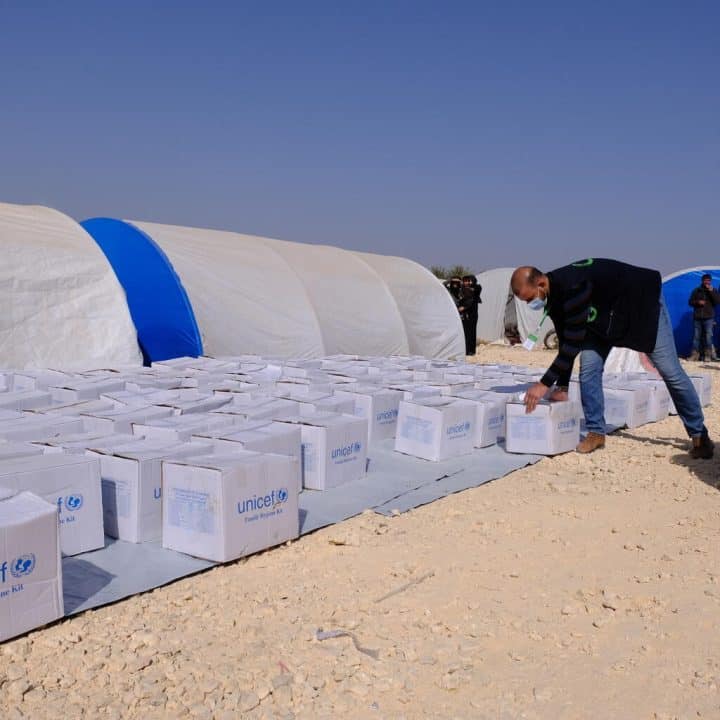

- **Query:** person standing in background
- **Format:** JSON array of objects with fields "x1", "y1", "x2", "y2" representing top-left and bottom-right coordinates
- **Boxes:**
[
  {"x1": 459, "y1": 275, "x2": 481, "y2": 355},
  {"x1": 688, "y1": 273, "x2": 720, "y2": 361}
]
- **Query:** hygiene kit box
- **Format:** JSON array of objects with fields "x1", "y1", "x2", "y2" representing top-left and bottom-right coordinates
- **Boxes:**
[
  {"x1": 0, "y1": 455, "x2": 104, "y2": 555},
  {"x1": 87, "y1": 439, "x2": 212, "y2": 543},
  {"x1": 394, "y1": 397, "x2": 476, "y2": 461},
  {"x1": 333, "y1": 385, "x2": 403, "y2": 443},
  {"x1": 505, "y1": 400, "x2": 581, "y2": 455},
  {"x1": 161, "y1": 451, "x2": 300, "y2": 562},
  {"x1": 0, "y1": 488, "x2": 64, "y2": 642},
  {"x1": 602, "y1": 386, "x2": 651, "y2": 429},
  {"x1": 278, "y1": 412, "x2": 368, "y2": 490}
]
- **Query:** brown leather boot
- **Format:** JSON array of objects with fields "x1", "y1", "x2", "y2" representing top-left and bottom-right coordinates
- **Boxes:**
[
  {"x1": 688, "y1": 350, "x2": 700, "y2": 361},
  {"x1": 690, "y1": 434, "x2": 714, "y2": 459},
  {"x1": 576, "y1": 432, "x2": 606, "y2": 454}
]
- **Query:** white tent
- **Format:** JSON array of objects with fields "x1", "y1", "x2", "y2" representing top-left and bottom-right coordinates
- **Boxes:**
[
  {"x1": 129, "y1": 221, "x2": 466, "y2": 359},
  {"x1": 474, "y1": 267, "x2": 554, "y2": 346},
  {"x1": 0, "y1": 202, "x2": 141, "y2": 370}
]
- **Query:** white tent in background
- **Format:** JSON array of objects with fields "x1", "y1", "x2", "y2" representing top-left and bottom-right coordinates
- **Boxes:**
[
  {"x1": 125, "y1": 221, "x2": 467, "y2": 360},
  {"x1": 474, "y1": 267, "x2": 554, "y2": 346},
  {"x1": 0, "y1": 202, "x2": 141, "y2": 370}
]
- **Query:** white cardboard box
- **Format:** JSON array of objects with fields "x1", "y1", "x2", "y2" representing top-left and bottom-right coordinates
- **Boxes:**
[
  {"x1": 617, "y1": 381, "x2": 671, "y2": 423},
  {"x1": 132, "y1": 414, "x2": 238, "y2": 442},
  {"x1": 162, "y1": 451, "x2": 300, "y2": 562},
  {"x1": 0, "y1": 455, "x2": 104, "y2": 555},
  {"x1": 88, "y1": 439, "x2": 212, "y2": 543},
  {"x1": 0, "y1": 391, "x2": 53, "y2": 411},
  {"x1": 0, "y1": 415, "x2": 87, "y2": 442},
  {"x1": 0, "y1": 488, "x2": 64, "y2": 642},
  {"x1": 394, "y1": 398, "x2": 476, "y2": 461},
  {"x1": 0, "y1": 442, "x2": 45, "y2": 461},
  {"x1": 278, "y1": 413, "x2": 368, "y2": 490},
  {"x1": 466, "y1": 397, "x2": 507, "y2": 448},
  {"x1": 201, "y1": 424, "x2": 303, "y2": 494},
  {"x1": 505, "y1": 401, "x2": 581, "y2": 455},
  {"x1": 82, "y1": 405, "x2": 175, "y2": 435},
  {"x1": 334, "y1": 386, "x2": 403, "y2": 443},
  {"x1": 603, "y1": 386, "x2": 651, "y2": 429},
  {"x1": 688, "y1": 373, "x2": 712, "y2": 407},
  {"x1": 49, "y1": 378, "x2": 126, "y2": 403}
]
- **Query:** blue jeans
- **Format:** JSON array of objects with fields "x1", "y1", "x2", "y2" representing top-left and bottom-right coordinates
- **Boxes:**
[
  {"x1": 692, "y1": 318, "x2": 715, "y2": 356},
  {"x1": 579, "y1": 296, "x2": 707, "y2": 438}
]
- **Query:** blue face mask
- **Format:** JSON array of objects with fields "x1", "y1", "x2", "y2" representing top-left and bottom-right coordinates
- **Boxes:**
[{"x1": 528, "y1": 292, "x2": 546, "y2": 311}]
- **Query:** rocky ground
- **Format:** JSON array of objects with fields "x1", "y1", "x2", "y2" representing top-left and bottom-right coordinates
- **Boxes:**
[{"x1": 1, "y1": 346, "x2": 719, "y2": 719}]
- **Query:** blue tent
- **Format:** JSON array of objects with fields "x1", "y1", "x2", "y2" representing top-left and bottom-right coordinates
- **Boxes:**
[
  {"x1": 81, "y1": 218, "x2": 202, "y2": 363},
  {"x1": 662, "y1": 267, "x2": 720, "y2": 357}
]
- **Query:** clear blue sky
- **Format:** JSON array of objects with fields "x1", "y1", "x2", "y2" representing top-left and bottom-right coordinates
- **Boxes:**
[{"x1": 1, "y1": 1, "x2": 717, "y2": 274}]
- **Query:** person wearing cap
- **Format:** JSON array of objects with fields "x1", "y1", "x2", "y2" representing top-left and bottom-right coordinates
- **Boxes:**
[
  {"x1": 510, "y1": 258, "x2": 713, "y2": 458},
  {"x1": 688, "y1": 273, "x2": 720, "y2": 361}
]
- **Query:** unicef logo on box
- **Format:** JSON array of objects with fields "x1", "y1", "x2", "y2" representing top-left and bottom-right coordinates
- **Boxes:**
[
  {"x1": 277, "y1": 488, "x2": 289, "y2": 503},
  {"x1": 64, "y1": 494, "x2": 84, "y2": 511},
  {"x1": 353, "y1": 441, "x2": 362, "y2": 453},
  {"x1": 10, "y1": 553, "x2": 36, "y2": 579}
]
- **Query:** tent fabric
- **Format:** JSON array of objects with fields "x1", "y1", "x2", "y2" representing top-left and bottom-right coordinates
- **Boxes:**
[
  {"x1": 123, "y1": 220, "x2": 465, "y2": 359},
  {"x1": 473, "y1": 268, "x2": 553, "y2": 345},
  {"x1": 81, "y1": 218, "x2": 203, "y2": 363},
  {"x1": 662, "y1": 267, "x2": 720, "y2": 358},
  {"x1": 130, "y1": 221, "x2": 326, "y2": 359},
  {"x1": 355, "y1": 252, "x2": 465, "y2": 358},
  {"x1": 0, "y1": 202, "x2": 142, "y2": 370}
]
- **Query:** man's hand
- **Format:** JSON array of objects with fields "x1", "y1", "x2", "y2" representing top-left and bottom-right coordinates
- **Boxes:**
[
  {"x1": 698, "y1": 299, "x2": 706, "y2": 306},
  {"x1": 548, "y1": 389, "x2": 568, "y2": 402},
  {"x1": 524, "y1": 382, "x2": 549, "y2": 413}
]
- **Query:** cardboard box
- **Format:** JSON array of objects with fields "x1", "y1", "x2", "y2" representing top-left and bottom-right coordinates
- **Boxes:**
[
  {"x1": 132, "y1": 414, "x2": 238, "y2": 442},
  {"x1": 82, "y1": 405, "x2": 175, "y2": 434},
  {"x1": 278, "y1": 413, "x2": 368, "y2": 490},
  {"x1": 211, "y1": 398, "x2": 300, "y2": 422},
  {"x1": 34, "y1": 432, "x2": 138, "y2": 455},
  {"x1": 603, "y1": 386, "x2": 651, "y2": 429},
  {"x1": 88, "y1": 439, "x2": 212, "y2": 543},
  {"x1": 0, "y1": 488, "x2": 64, "y2": 642},
  {"x1": 204, "y1": 424, "x2": 303, "y2": 494},
  {"x1": 334, "y1": 386, "x2": 403, "y2": 443},
  {"x1": 688, "y1": 373, "x2": 712, "y2": 407},
  {"x1": 466, "y1": 397, "x2": 507, "y2": 448},
  {"x1": 162, "y1": 452, "x2": 300, "y2": 562},
  {"x1": 616, "y1": 381, "x2": 670, "y2": 423},
  {"x1": 394, "y1": 398, "x2": 476, "y2": 461},
  {"x1": 0, "y1": 415, "x2": 87, "y2": 442},
  {"x1": 0, "y1": 455, "x2": 104, "y2": 555},
  {"x1": 0, "y1": 391, "x2": 53, "y2": 411},
  {"x1": 505, "y1": 401, "x2": 581, "y2": 455},
  {"x1": 0, "y1": 442, "x2": 44, "y2": 461},
  {"x1": 49, "y1": 378, "x2": 126, "y2": 403}
]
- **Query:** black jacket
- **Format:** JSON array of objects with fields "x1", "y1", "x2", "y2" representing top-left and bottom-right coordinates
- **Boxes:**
[
  {"x1": 542, "y1": 258, "x2": 662, "y2": 387},
  {"x1": 689, "y1": 285, "x2": 720, "y2": 320}
]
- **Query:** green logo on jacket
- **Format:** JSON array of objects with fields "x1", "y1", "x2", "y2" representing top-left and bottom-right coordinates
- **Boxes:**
[
  {"x1": 572, "y1": 258, "x2": 594, "y2": 267},
  {"x1": 587, "y1": 306, "x2": 598, "y2": 322}
]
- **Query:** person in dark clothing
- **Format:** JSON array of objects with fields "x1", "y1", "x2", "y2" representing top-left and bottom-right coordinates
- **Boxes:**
[
  {"x1": 688, "y1": 273, "x2": 720, "y2": 361},
  {"x1": 459, "y1": 275, "x2": 481, "y2": 355},
  {"x1": 511, "y1": 258, "x2": 713, "y2": 459}
]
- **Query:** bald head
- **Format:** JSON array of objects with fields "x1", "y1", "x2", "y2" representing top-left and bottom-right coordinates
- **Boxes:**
[{"x1": 511, "y1": 266, "x2": 548, "y2": 302}]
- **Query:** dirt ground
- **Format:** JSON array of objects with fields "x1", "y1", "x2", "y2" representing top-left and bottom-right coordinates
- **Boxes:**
[{"x1": 1, "y1": 346, "x2": 719, "y2": 720}]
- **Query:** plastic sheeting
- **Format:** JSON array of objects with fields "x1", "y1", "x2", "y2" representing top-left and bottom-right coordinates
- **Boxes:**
[
  {"x1": 0, "y1": 202, "x2": 142, "y2": 370},
  {"x1": 63, "y1": 440, "x2": 540, "y2": 615},
  {"x1": 663, "y1": 267, "x2": 720, "y2": 357},
  {"x1": 473, "y1": 268, "x2": 553, "y2": 346},
  {"x1": 124, "y1": 221, "x2": 465, "y2": 359},
  {"x1": 81, "y1": 218, "x2": 203, "y2": 363}
]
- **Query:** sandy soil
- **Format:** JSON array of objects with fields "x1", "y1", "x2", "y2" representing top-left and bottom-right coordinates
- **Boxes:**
[{"x1": 1, "y1": 346, "x2": 719, "y2": 720}]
